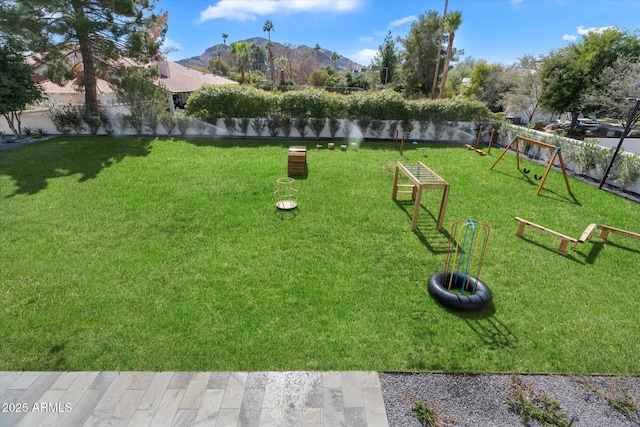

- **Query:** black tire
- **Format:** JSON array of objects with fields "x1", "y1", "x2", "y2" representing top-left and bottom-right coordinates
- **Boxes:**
[{"x1": 427, "y1": 271, "x2": 492, "y2": 311}]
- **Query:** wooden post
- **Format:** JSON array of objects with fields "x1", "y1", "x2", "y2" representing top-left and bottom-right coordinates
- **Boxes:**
[
  {"x1": 475, "y1": 126, "x2": 483, "y2": 149},
  {"x1": 400, "y1": 133, "x2": 405, "y2": 156},
  {"x1": 488, "y1": 129, "x2": 495, "y2": 154}
]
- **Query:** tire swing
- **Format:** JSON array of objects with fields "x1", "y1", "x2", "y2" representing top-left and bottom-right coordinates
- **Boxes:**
[
  {"x1": 427, "y1": 271, "x2": 492, "y2": 311},
  {"x1": 428, "y1": 219, "x2": 492, "y2": 311}
]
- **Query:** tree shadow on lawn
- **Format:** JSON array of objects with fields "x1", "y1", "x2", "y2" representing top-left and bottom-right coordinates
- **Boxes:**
[{"x1": 1, "y1": 137, "x2": 152, "y2": 197}]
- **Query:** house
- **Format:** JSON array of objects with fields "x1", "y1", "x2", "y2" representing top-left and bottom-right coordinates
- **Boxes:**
[
  {"x1": 32, "y1": 57, "x2": 237, "y2": 109},
  {"x1": 154, "y1": 59, "x2": 238, "y2": 109}
]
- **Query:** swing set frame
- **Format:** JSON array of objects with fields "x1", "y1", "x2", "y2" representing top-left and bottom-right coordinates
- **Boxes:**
[{"x1": 490, "y1": 135, "x2": 572, "y2": 195}]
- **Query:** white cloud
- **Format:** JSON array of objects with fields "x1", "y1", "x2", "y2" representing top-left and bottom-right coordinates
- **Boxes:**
[
  {"x1": 352, "y1": 48, "x2": 377, "y2": 64},
  {"x1": 563, "y1": 25, "x2": 616, "y2": 43},
  {"x1": 199, "y1": 0, "x2": 361, "y2": 22},
  {"x1": 577, "y1": 25, "x2": 616, "y2": 35},
  {"x1": 389, "y1": 15, "x2": 417, "y2": 29}
]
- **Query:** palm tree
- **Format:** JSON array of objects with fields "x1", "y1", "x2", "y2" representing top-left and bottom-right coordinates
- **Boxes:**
[
  {"x1": 216, "y1": 45, "x2": 222, "y2": 73},
  {"x1": 439, "y1": 11, "x2": 462, "y2": 98},
  {"x1": 331, "y1": 51, "x2": 342, "y2": 71},
  {"x1": 431, "y1": 0, "x2": 448, "y2": 98},
  {"x1": 263, "y1": 20, "x2": 275, "y2": 80},
  {"x1": 314, "y1": 44, "x2": 321, "y2": 68},
  {"x1": 222, "y1": 33, "x2": 228, "y2": 47},
  {"x1": 231, "y1": 41, "x2": 248, "y2": 84}
]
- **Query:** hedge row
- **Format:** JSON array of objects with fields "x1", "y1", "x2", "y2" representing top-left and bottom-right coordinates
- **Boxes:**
[{"x1": 184, "y1": 85, "x2": 493, "y2": 122}]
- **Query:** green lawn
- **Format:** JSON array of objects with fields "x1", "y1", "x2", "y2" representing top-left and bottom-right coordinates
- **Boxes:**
[{"x1": 1, "y1": 136, "x2": 639, "y2": 374}]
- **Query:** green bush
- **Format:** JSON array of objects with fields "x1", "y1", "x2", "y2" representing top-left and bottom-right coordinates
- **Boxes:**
[
  {"x1": 185, "y1": 85, "x2": 273, "y2": 119},
  {"x1": 279, "y1": 89, "x2": 346, "y2": 118},
  {"x1": 184, "y1": 87, "x2": 492, "y2": 123}
]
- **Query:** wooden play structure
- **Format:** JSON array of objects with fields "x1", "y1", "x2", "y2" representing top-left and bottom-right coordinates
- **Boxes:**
[
  {"x1": 288, "y1": 146, "x2": 307, "y2": 177},
  {"x1": 392, "y1": 161, "x2": 450, "y2": 231},
  {"x1": 515, "y1": 217, "x2": 580, "y2": 252},
  {"x1": 514, "y1": 217, "x2": 640, "y2": 252},
  {"x1": 490, "y1": 135, "x2": 571, "y2": 195}
]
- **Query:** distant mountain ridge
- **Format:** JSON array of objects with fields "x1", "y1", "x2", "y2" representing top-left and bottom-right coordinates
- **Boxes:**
[{"x1": 176, "y1": 36, "x2": 364, "y2": 71}]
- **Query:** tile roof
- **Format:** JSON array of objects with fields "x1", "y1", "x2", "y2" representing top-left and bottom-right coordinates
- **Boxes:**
[
  {"x1": 153, "y1": 60, "x2": 238, "y2": 93},
  {"x1": 34, "y1": 59, "x2": 237, "y2": 96}
]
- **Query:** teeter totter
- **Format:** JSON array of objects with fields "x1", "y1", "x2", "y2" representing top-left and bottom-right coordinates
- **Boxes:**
[{"x1": 514, "y1": 217, "x2": 640, "y2": 253}]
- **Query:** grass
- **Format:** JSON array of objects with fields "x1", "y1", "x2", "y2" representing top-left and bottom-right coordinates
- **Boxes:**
[{"x1": 1, "y1": 136, "x2": 639, "y2": 373}]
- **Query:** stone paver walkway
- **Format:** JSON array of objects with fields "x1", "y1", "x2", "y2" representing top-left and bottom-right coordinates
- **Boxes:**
[{"x1": 0, "y1": 371, "x2": 389, "y2": 427}]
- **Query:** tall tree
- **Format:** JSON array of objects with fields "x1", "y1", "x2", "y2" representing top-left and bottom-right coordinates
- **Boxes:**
[
  {"x1": 0, "y1": 46, "x2": 43, "y2": 138},
  {"x1": 231, "y1": 41, "x2": 249, "y2": 84},
  {"x1": 222, "y1": 33, "x2": 229, "y2": 47},
  {"x1": 539, "y1": 27, "x2": 640, "y2": 130},
  {"x1": 431, "y1": 0, "x2": 448, "y2": 97},
  {"x1": 0, "y1": 0, "x2": 165, "y2": 113},
  {"x1": 376, "y1": 31, "x2": 399, "y2": 86},
  {"x1": 331, "y1": 51, "x2": 342, "y2": 71},
  {"x1": 262, "y1": 20, "x2": 274, "y2": 81},
  {"x1": 400, "y1": 11, "x2": 442, "y2": 97},
  {"x1": 501, "y1": 55, "x2": 546, "y2": 123},
  {"x1": 438, "y1": 10, "x2": 462, "y2": 98},
  {"x1": 463, "y1": 60, "x2": 510, "y2": 112},
  {"x1": 314, "y1": 44, "x2": 322, "y2": 68}
]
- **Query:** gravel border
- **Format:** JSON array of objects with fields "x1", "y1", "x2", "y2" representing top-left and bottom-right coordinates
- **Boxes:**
[{"x1": 380, "y1": 373, "x2": 640, "y2": 426}]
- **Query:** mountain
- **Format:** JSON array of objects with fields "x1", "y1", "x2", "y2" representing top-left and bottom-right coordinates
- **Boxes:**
[{"x1": 176, "y1": 37, "x2": 365, "y2": 72}]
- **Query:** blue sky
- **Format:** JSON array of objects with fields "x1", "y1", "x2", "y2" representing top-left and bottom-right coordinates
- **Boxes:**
[{"x1": 157, "y1": 0, "x2": 640, "y2": 66}]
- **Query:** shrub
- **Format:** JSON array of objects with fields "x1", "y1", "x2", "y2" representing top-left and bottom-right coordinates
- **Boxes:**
[
  {"x1": 401, "y1": 118, "x2": 415, "y2": 136},
  {"x1": 186, "y1": 85, "x2": 273, "y2": 119},
  {"x1": 49, "y1": 105, "x2": 85, "y2": 135},
  {"x1": 223, "y1": 116, "x2": 237, "y2": 135},
  {"x1": 176, "y1": 113, "x2": 190, "y2": 137},
  {"x1": 238, "y1": 117, "x2": 250, "y2": 135},
  {"x1": 267, "y1": 114, "x2": 281, "y2": 137},
  {"x1": 160, "y1": 112, "x2": 177, "y2": 135},
  {"x1": 617, "y1": 153, "x2": 640, "y2": 189},
  {"x1": 251, "y1": 118, "x2": 266, "y2": 136},
  {"x1": 328, "y1": 117, "x2": 341, "y2": 138},
  {"x1": 574, "y1": 138, "x2": 601, "y2": 174},
  {"x1": 310, "y1": 117, "x2": 325, "y2": 137},
  {"x1": 294, "y1": 117, "x2": 308, "y2": 137},
  {"x1": 387, "y1": 120, "x2": 399, "y2": 139},
  {"x1": 370, "y1": 119, "x2": 385, "y2": 138},
  {"x1": 356, "y1": 116, "x2": 372, "y2": 136},
  {"x1": 281, "y1": 116, "x2": 293, "y2": 137},
  {"x1": 279, "y1": 89, "x2": 345, "y2": 118}
]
